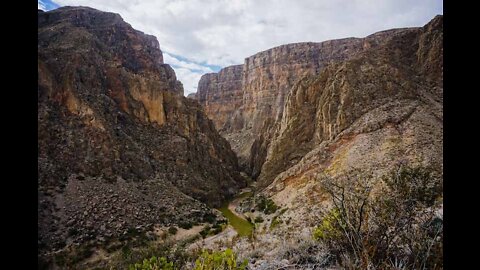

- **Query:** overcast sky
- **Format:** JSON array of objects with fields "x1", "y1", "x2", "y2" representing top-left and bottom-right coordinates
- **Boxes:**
[{"x1": 39, "y1": 0, "x2": 443, "y2": 96}]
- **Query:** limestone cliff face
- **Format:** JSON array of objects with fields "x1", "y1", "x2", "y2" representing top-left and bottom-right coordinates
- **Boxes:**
[
  {"x1": 197, "y1": 26, "x2": 417, "y2": 177},
  {"x1": 197, "y1": 65, "x2": 244, "y2": 131},
  {"x1": 38, "y1": 6, "x2": 245, "y2": 258},
  {"x1": 262, "y1": 15, "x2": 443, "y2": 195}
]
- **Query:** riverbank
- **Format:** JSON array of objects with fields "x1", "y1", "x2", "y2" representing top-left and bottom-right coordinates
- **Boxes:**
[{"x1": 217, "y1": 190, "x2": 254, "y2": 237}]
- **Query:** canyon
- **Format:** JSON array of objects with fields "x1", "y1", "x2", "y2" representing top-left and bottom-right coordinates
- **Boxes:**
[
  {"x1": 38, "y1": 6, "x2": 442, "y2": 270},
  {"x1": 192, "y1": 16, "x2": 442, "y2": 268},
  {"x1": 195, "y1": 16, "x2": 443, "y2": 189}
]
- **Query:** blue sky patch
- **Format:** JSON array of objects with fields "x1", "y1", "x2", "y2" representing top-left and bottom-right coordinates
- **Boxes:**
[{"x1": 38, "y1": 0, "x2": 60, "y2": 11}]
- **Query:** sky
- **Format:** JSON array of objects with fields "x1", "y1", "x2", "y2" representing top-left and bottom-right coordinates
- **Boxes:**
[{"x1": 38, "y1": 0, "x2": 443, "y2": 96}]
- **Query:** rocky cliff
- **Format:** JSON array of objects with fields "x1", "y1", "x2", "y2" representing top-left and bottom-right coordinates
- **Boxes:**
[
  {"x1": 38, "y1": 6, "x2": 245, "y2": 262},
  {"x1": 197, "y1": 64, "x2": 244, "y2": 131},
  {"x1": 261, "y1": 15, "x2": 443, "y2": 190}
]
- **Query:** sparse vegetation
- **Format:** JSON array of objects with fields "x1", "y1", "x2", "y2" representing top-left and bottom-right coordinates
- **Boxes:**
[
  {"x1": 254, "y1": 216, "x2": 264, "y2": 223},
  {"x1": 193, "y1": 248, "x2": 248, "y2": 270},
  {"x1": 178, "y1": 221, "x2": 194, "y2": 230},
  {"x1": 128, "y1": 256, "x2": 174, "y2": 270},
  {"x1": 312, "y1": 208, "x2": 342, "y2": 241},
  {"x1": 255, "y1": 195, "x2": 278, "y2": 214},
  {"x1": 269, "y1": 216, "x2": 282, "y2": 229},
  {"x1": 111, "y1": 236, "x2": 199, "y2": 269},
  {"x1": 202, "y1": 212, "x2": 217, "y2": 224},
  {"x1": 126, "y1": 248, "x2": 246, "y2": 270},
  {"x1": 168, "y1": 226, "x2": 178, "y2": 235},
  {"x1": 313, "y1": 165, "x2": 443, "y2": 269}
]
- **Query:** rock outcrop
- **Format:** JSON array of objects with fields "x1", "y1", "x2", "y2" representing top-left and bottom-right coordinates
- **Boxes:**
[{"x1": 38, "y1": 6, "x2": 245, "y2": 261}]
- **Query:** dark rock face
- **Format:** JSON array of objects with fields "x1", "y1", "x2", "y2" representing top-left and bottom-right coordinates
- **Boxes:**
[
  {"x1": 196, "y1": 17, "x2": 442, "y2": 188},
  {"x1": 38, "y1": 6, "x2": 245, "y2": 259}
]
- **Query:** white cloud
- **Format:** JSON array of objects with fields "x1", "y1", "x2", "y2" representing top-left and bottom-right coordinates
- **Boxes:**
[
  {"x1": 173, "y1": 67, "x2": 204, "y2": 96},
  {"x1": 163, "y1": 53, "x2": 213, "y2": 73},
  {"x1": 162, "y1": 53, "x2": 214, "y2": 95},
  {"x1": 51, "y1": 0, "x2": 442, "y2": 95},
  {"x1": 38, "y1": 0, "x2": 47, "y2": 10}
]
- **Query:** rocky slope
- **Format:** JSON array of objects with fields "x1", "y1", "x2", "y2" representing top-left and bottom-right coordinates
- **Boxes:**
[
  {"x1": 38, "y1": 6, "x2": 245, "y2": 263},
  {"x1": 196, "y1": 17, "x2": 442, "y2": 188}
]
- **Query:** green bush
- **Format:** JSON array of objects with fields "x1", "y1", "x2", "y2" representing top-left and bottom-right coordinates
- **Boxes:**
[
  {"x1": 269, "y1": 216, "x2": 282, "y2": 229},
  {"x1": 193, "y1": 249, "x2": 247, "y2": 270},
  {"x1": 210, "y1": 224, "x2": 223, "y2": 235},
  {"x1": 178, "y1": 221, "x2": 193, "y2": 230},
  {"x1": 202, "y1": 212, "x2": 217, "y2": 224},
  {"x1": 255, "y1": 196, "x2": 278, "y2": 214},
  {"x1": 312, "y1": 208, "x2": 343, "y2": 241},
  {"x1": 199, "y1": 226, "x2": 211, "y2": 238},
  {"x1": 128, "y1": 256, "x2": 174, "y2": 270},
  {"x1": 254, "y1": 216, "x2": 264, "y2": 223}
]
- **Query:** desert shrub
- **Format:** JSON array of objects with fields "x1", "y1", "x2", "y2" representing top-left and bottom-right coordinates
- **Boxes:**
[
  {"x1": 128, "y1": 256, "x2": 174, "y2": 270},
  {"x1": 255, "y1": 196, "x2": 278, "y2": 214},
  {"x1": 168, "y1": 226, "x2": 178, "y2": 235},
  {"x1": 312, "y1": 208, "x2": 343, "y2": 241},
  {"x1": 193, "y1": 248, "x2": 248, "y2": 270},
  {"x1": 202, "y1": 212, "x2": 217, "y2": 224},
  {"x1": 216, "y1": 218, "x2": 227, "y2": 225},
  {"x1": 127, "y1": 248, "x2": 246, "y2": 270},
  {"x1": 200, "y1": 226, "x2": 211, "y2": 238},
  {"x1": 277, "y1": 238, "x2": 333, "y2": 268},
  {"x1": 314, "y1": 165, "x2": 443, "y2": 269},
  {"x1": 210, "y1": 224, "x2": 223, "y2": 235},
  {"x1": 269, "y1": 216, "x2": 282, "y2": 229},
  {"x1": 254, "y1": 216, "x2": 264, "y2": 223},
  {"x1": 199, "y1": 224, "x2": 223, "y2": 239},
  {"x1": 178, "y1": 221, "x2": 193, "y2": 230}
]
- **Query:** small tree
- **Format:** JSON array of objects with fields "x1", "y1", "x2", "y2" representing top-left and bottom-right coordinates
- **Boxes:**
[{"x1": 314, "y1": 165, "x2": 443, "y2": 269}]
